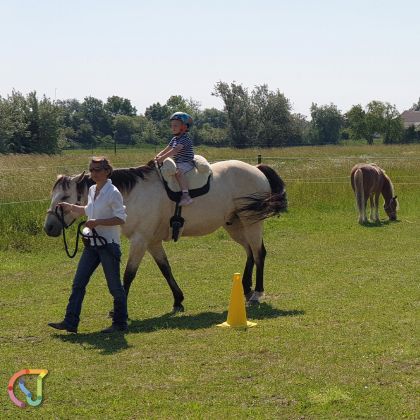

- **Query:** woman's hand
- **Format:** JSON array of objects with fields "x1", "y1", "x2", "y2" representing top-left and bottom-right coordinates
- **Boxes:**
[
  {"x1": 57, "y1": 202, "x2": 72, "y2": 213},
  {"x1": 85, "y1": 219, "x2": 97, "y2": 229}
]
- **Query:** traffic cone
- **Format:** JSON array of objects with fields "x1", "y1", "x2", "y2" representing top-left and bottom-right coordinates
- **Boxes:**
[{"x1": 217, "y1": 273, "x2": 257, "y2": 328}]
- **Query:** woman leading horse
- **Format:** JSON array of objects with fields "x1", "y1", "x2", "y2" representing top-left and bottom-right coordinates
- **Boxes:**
[{"x1": 44, "y1": 159, "x2": 287, "y2": 314}]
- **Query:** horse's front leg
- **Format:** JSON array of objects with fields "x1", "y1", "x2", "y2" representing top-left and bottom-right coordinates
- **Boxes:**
[
  {"x1": 374, "y1": 192, "x2": 380, "y2": 222},
  {"x1": 148, "y1": 241, "x2": 185, "y2": 313}
]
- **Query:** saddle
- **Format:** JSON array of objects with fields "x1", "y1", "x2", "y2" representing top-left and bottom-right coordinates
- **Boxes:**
[
  {"x1": 160, "y1": 154, "x2": 212, "y2": 201},
  {"x1": 159, "y1": 155, "x2": 212, "y2": 242}
]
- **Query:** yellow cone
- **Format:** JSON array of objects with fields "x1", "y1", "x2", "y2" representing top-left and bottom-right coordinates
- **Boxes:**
[{"x1": 217, "y1": 273, "x2": 257, "y2": 328}]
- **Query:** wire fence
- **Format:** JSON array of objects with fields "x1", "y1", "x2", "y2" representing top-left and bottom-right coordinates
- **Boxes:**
[{"x1": 1, "y1": 154, "x2": 420, "y2": 206}]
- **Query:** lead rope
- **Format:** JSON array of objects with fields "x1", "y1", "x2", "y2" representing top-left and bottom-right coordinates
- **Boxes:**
[{"x1": 55, "y1": 206, "x2": 107, "y2": 258}]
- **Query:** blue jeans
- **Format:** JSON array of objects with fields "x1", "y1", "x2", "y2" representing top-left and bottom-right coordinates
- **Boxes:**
[{"x1": 64, "y1": 243, "x2": 127, "y2": 329}]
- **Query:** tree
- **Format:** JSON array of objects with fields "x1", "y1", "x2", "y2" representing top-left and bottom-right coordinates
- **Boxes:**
[
  {"x1": 309, "y1": 103, "x2": 344, "y2": 144},
  {"x1": 213, "y1": 82, "x2": 258, "y2": 147},
  {"x1": 364, "y1": 101, "x2": 404, "y2": 144},
  {"x1": 346, "y1": 104, "x2": 367, "y2": 142},
  {"x1": 105, "y1": 96, "x2": 137, "y2": 117},
  {"x1": 365, "y1": 101, "x2": 386, "y2": 144},
  {"x1": 196, "y1": 108, "x2": 227, "y2": 129},
  {"x1": 252, "y1": 85, "x2": 301, "y2": 146},
  {"x1": 382, "y1": 103, "x2": 403, "y2": 144},
  {"x1": 145, "y1": 102, "x2": 170, "y2": 122},
  {"x1": 80, "y1": 96, "x2": 112, "y2": 140},
  {"x1": 113, "y1": 115, "x2": 137, "y2": 145},
  {"x1": 0, "y1": 91, "x2": 60, "y2": 153},
  {"x1": 166, "y1": 95, "x2": 195, "y2": 116},
  {"x1": 410, "y1": 98, "x2": 420, "y2": 111},
  {"x1": 0, "y1": 92, "x2": 28, "y2": 152},
  {"x1": 37, "y1": 95, "x2": 61, "y2": 153},
  {"x1": 140, "y1": 118, "x2": 160, "y2": 145}
]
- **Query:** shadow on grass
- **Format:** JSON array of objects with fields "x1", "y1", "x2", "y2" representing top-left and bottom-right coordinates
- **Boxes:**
[
  {"x1": 51, "y1": 303, "x2": 304, "y2": 354},
  {"x1": 52, "y1": 331, "x2": 131, "y2": 356},
  {"x1": 361, "y1": 219, "x2": 400, "y2": 228},
  {"x1": 129, "y1": 303, "x2": 304, "y2": 334}
]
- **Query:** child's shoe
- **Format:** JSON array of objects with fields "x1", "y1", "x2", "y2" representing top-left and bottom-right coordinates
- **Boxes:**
[{"x1": 179, "y1": 193, "x2": 193, "y2": 206}]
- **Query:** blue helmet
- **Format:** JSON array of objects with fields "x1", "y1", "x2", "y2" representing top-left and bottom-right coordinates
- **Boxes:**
[{"x1": 169, "y1": 112, "x2": 193, "y2": 129}]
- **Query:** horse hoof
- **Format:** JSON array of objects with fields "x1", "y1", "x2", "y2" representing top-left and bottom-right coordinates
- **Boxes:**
[
  {"x1": 247, "y1": 291, "x2": 264, "y2": 305},
  {"x1": 245, "y1": 291, "x2": 254, "y2": 302},
  {"x1": 172, "y1": 304, "x2": 184, "y2": 314}
]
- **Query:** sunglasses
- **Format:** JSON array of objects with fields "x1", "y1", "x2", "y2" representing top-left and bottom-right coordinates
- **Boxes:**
[{"x1": 89, "y1": 167, "x2": 105, "y2": 172}]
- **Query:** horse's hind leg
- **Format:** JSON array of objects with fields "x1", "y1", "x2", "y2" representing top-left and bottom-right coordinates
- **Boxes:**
[
  {"x1": 243, "y1": 223, "x2": 266, "y2": 305},
  {"x1": 223, "y1": 223, "x2": 254, "y2": 300},
  {"x1": 148, "y1": 241, "x2": 184, "y2": 313},
  {"x1": 369, "y1": 194, "x2": 375, "y2": 222},
  {"x1": 226, "y1": 221, "x2": 266, "y2": 305}
]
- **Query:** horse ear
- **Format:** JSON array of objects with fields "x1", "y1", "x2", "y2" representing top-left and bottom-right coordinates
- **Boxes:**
[{"x1": 74, "y1": 171, "x2": 86, "y2": 184}]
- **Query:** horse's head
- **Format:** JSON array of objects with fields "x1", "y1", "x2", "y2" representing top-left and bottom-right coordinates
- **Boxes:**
[
  {"x1": 384, "y1": 195, "x2": 398, "y2": 221},
  {"x1": 44, "y1": 172, "x2": 90, "y2": 237}
]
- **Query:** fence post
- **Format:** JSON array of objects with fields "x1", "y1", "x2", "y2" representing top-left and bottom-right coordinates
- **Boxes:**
[{"x1": 257, "y1": 154, "x2": 262, "y2": 164}]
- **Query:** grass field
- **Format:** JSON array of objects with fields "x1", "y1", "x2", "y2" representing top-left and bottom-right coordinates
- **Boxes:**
[{"x1": 0, "y1": 145, "x2": 419, "y2": 418}]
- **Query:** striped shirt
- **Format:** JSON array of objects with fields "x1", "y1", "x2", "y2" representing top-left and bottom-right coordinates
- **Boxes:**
[{"x1": 168, "y1": 133, "x2": 194, "y2": 163}]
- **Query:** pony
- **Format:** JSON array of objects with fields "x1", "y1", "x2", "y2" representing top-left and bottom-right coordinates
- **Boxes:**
[
  {"x1": 350, "y1": 163, "x2": 398, "y2": 224},
  {"x1": 44, "y1": 160, "x2": 287, "y2": 313}
]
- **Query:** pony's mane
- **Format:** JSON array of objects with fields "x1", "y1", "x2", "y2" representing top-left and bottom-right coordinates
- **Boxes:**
[
  {"x1": 382, "y1": 172, "x2": 395, "y2": 198},
  {"x1": 53, "y1": 161, "x2": 155, "y2": 195}
]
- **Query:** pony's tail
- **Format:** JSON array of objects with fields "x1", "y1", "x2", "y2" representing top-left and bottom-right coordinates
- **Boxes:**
[
  {"x1": 354, "y1": 168, "x2": 365, "y2": 220},
  {"x1": 236, "y1": 164, "x2": 288, "y2": 222}
]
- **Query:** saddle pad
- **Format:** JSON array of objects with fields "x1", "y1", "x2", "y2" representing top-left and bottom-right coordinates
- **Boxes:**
[{"x1": 161, "y1": 155, "x2": 212, "y2": 192}]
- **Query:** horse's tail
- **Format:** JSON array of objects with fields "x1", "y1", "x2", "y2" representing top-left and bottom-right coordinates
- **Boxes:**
[
  {"x1": 353, "y1": 168, "x2": 365, "y2": 219},
  {"x1": 236, "y1": 164, "x2": 288, "y2": 222}
]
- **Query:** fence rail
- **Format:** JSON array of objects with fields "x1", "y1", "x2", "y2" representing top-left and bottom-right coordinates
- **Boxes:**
[{"x1": 2, "y1": 154, "x2": 420, "y2": 206}]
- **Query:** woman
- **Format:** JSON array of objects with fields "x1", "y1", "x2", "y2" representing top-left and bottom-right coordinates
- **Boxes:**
[{"x1": 48, "y1": 156, "x2": 128, "y2": 333}]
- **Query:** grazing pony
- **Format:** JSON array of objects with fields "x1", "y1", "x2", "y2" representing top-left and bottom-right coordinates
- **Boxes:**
[
  {"x1": 350, "y1": 163, "x2": 398, "y2": 224},
  {"x1": 44, "y1": 160, "x2": 287, "y2": 313}
]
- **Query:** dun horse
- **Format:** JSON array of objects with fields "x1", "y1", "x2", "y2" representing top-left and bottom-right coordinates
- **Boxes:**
[
  {"x1": 350, "y1": 163, "x2": 398, "y2": 224},
  {"x1": 44, "y1": 160, "x2": 287, "y2": 313}
]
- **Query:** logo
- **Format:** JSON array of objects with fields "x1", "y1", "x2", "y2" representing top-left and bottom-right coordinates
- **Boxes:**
[{"x1": 8, "y1": 369, "x2": 48, "y2": 408}]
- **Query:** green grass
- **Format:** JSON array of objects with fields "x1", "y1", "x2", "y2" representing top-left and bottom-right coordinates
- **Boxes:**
[{"x1": 0, "y1": 145, "x2": 419, "y2": 418}]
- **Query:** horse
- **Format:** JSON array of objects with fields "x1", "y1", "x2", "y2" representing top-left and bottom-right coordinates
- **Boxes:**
[
  {"x1": 44, "y1": 160, "x2": 287, "y2": 313},
  {"x1": 350, "y1": 163, "x2": 398, "y2": 224}
]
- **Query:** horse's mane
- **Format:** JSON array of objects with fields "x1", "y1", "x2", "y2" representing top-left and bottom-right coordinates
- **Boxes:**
[
  {"x1": 382, "y1": 172, "x2": 395, "y2": 198},
  {"x1": 110, "y1": 162, "x2": 155, "y2": 193},
  {"x1": 53, "y1": 161, "x2": 155, "y2": 195}
]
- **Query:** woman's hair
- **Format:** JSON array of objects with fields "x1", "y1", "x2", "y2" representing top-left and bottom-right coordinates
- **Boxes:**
[{"x1": 90, "y1": 156, "x2": 113, "y2": 177}]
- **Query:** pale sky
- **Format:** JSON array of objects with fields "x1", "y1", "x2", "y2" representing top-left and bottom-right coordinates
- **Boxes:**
[{"x1": 1, "y1": 0, "x2": 419, "y2": 117}]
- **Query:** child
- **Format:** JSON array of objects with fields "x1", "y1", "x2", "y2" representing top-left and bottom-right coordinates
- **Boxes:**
[{"x1": 155, "y1": 112, "x2": 195, "y2": 206}]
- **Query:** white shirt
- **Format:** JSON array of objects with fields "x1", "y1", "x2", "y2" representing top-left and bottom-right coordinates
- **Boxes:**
[{"x1": 83, "y1": 179, "x2": 127, "y2": 245}]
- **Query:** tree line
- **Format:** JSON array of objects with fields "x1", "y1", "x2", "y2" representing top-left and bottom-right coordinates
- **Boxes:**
[{"x1": 1, "y1": 84, "x2": 419, "y2": 154}]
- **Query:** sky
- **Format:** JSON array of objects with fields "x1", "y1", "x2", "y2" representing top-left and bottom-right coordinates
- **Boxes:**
[{"x1": 1, "y1": 0, "x2": 419, "y2": 118}]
